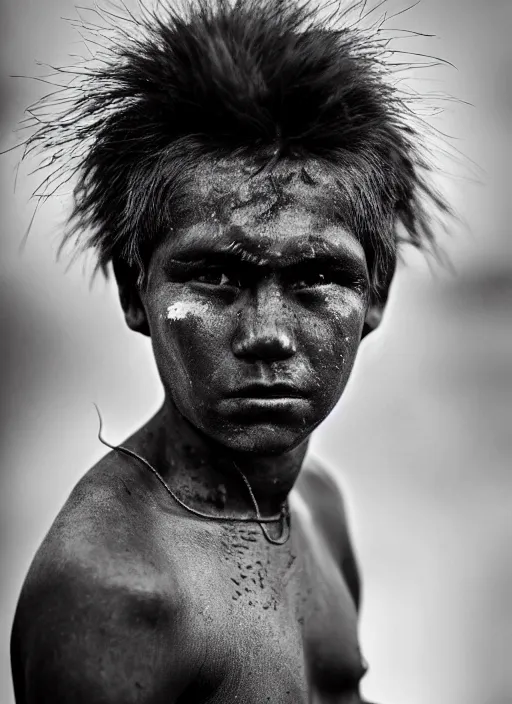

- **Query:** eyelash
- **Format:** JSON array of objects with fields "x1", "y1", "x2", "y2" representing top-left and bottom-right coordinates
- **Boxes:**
[
  {"x1": 289, "y1": 272, "x2": 344, "y2": 289},
  {"x1": 168, "y1": 263, "x2": 365, "y2": 293}
]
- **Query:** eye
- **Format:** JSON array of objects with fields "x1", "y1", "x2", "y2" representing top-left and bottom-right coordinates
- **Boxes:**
[
  {"x1": 194, "y1": 269, "x2": 240, "y2": 287},
  {"x1": 289, "y1": 270, "x2": 369, "y2": 300},
  {"x1": 290, "y1": 271, "x2": 331, "y2": 290}
]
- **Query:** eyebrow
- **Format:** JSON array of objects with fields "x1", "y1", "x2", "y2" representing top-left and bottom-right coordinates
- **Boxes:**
[
  {"x1": 165, "y1": 244, "x2": 369, "y2": 286},
  {"x1": 166, "y1": 228, "x2": 367, "y2": 269}
]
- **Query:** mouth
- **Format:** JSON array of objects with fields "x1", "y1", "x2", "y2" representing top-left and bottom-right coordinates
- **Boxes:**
[{"x1": 228, "y1": 382, "x2": 304, "y2": 399}]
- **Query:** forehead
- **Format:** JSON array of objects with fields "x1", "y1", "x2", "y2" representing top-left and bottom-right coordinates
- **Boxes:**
[{"x1": 157, "y1": 156, "x2": 366, "y2": 266}]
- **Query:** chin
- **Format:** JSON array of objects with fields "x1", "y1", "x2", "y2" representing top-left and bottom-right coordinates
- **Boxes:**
[
  {"x1": 208, "y1": 422, "x2": 314, "y2": 456},
  {"x1": 200, "y1": 396, "x2": 326, "y2": 455}
]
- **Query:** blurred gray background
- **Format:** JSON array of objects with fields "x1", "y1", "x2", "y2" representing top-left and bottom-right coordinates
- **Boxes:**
[{"x1": 1, "y1": 1, "x2": 511, "y2": 703}]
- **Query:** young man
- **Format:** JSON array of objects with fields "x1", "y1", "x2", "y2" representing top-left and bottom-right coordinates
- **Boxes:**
[{"x1": 10, "y1": 0, "x2": 446, "y2": 701}]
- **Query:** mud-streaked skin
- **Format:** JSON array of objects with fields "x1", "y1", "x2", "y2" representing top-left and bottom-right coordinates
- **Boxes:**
[
  {"x1": 11, "y1": 157, "x2": 380, "y2": 704},
  {"x1": 145, "y1": 157, "x2": 370, "y2": 459}
]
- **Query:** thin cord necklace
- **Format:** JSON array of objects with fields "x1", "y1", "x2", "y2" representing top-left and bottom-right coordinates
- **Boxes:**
[{"x1": 95, "y1": 406, "x2": 290, "y2": 545}]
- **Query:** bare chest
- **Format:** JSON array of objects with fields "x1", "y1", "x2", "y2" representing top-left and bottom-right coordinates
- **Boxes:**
[{"x1": 176, "y1": 514, "x2": 365, "y2": 703}]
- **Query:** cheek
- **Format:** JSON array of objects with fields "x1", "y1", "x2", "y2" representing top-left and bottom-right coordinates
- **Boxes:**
[
  {"x1": 324, "y1": 290, "x2": 367, "y2": 341},
  {"x1": 303, "y1": 293, "x2": 366, "y2": 382},
  {"x1": 149, "y1": 287, "x2": 231, "y2": 380},
  {"x1": 165, "y1": 299, "x2": 211, "y2": 322}
]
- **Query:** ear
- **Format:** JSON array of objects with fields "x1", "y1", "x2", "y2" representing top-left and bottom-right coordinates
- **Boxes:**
[
  {"x1": 361, "y1": 258, "x2": 395, "y2": 339},
  {"x1": 361, "y1": 302, "x2": 384, "y2": 339},
  {"x1": 112, "y1": 260, "x2": 151, "y2": 337}
]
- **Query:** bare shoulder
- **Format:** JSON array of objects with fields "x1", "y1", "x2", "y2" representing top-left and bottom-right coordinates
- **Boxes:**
[
  {"x1": 11, "y1": 452, "x2": 201, "y2": 704},
  {"x1": 295, "y1": 456, "x2": 361, "y2": 609},
  {"x1": 295, "y1": 455, "x2": 350, "y2": 538},
  {"x1": 20, "y1": 449, "x2": 175, "y2": 595}
]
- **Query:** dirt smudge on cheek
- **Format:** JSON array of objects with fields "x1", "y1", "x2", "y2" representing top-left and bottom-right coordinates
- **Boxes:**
[
  {"x1": 316, "y1": 293, "x2": 365, "y2": 377},
  {"x1": 160, "y1": 296, "x2": 219, "y2": 396},
  {"x1": 323, "y1": 292, "x2": 365, "y2": 340}
]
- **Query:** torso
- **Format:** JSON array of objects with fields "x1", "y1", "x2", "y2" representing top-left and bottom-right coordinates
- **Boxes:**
[
  {"x1": 12, "y1": 455, "x2": 366, "y2": 704},
  {"x1": 172, "y1": 500, "x2": 366, "y2": 703}
]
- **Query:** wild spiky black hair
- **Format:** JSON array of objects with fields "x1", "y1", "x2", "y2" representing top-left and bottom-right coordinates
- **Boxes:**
[{"x1": 18, "y1": 0, "x2": 450, "y2": 303}]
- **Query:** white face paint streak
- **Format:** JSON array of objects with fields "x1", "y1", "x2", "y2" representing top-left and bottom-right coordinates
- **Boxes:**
[{"x1": 166, "y1": 300, "x2": 210, "y2": 321}]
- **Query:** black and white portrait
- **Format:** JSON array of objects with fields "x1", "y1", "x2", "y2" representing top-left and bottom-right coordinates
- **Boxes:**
[{"x1": 1, "y1": 1, "x2": 510, "y2": 703}]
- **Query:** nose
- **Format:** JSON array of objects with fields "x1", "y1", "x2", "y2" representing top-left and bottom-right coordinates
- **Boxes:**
[{"x1": 232, "y1": 280, "x2": 296, "y2": 362}]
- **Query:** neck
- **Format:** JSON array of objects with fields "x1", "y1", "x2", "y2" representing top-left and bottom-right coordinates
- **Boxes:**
[{"x1": 133, "y1": 399, "x2": 309, "y2": 519}]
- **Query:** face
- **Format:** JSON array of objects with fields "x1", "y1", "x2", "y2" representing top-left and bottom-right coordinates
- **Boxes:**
[{"x1": 138, "y1": 157, "x2": 370, "y2": 455}]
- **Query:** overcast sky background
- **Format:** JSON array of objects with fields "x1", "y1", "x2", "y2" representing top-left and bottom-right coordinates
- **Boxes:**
[{"x1": 1, "y1": 1, "x2": 511, "y2": 703}]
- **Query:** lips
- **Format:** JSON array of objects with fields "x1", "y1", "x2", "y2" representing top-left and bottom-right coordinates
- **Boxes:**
[{"x1": 227, "y1": 382, "x2": 304, "y2": 399}]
